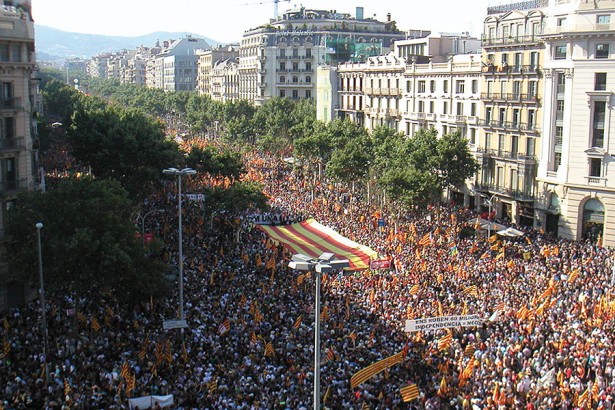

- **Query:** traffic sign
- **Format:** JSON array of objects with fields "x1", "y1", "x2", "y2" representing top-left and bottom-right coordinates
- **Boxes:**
[{"x1": 163, "y1": 319, "x2": 188, "y2": 330}]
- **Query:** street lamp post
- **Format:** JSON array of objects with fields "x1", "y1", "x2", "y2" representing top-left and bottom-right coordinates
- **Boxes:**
[
  {"x1": 134, "y1": 209, "x2": 164, "y2": 247},
  {"x1": 482, "y1": 194, "x2": 497, "y2": 237},
  {"x1": 163, "y1": 168, "x2": 197, "y2": 322},
  {"x1": 289, "y1": 252, "x2": 349, "y2": 410},
  {"x1": 35, "y1": 222, "x2": 49, "y2": 387}
]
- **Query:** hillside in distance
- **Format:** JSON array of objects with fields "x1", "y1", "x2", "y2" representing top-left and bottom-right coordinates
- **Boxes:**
[{"x1": 35, "y1": 25, "x2": 222, "y2": 63}]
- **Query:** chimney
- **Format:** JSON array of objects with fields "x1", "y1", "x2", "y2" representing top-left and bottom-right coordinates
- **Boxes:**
[{"x1": 387, "y1": 13, "x2": 391, "y2": 22}]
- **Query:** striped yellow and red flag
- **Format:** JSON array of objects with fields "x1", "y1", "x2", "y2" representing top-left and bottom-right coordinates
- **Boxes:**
[
  {"x1": 409, "y1": 284, "x2": 420, "y2": 295},
  {"x1": 437, "y1": 331, "x2": 452, "y2": 351},
  {"x1": 321, "y1": 306, "x2": 329, "y2": 322},
  {"x1": 419, "y1": 233, "x2": 432, "y2": 247},
  {"x1": 350, "y1": 351, "x2": 404, "y2": 388},
  {"x1": 400, "y1": 383, "x2": 420, "y2": 402},
  {"x1": 348, "y1": 331, "x2": 357, "y2": 342},
  {"x1": 264, "y1": 341, "x2": 275, "y2": 357},
  {"x1": 326, "y1": 346, "x2": 336, "y2": 362},
  {"x1": 438, "y1": 376, "x2": 448, "y2": 395},
  {"x1": 568, "y1": 268, "x2": 580, "y2": 283},
  {"x1": 120, "y1": 361, "x2": 130, "y2": 379},
  {"x1": 164, "y1": 340, "x2": 173, "y2": 364},
  {"x1": 461, "y1": 285, "x2": 478, "y2": 297},
  {"x1": 91, "y1": 317, "x2": 101, "y2": 332},
  {"x1": 265, "y1": 256, "x2": 276, "y2": 271},
  {"x1": 464, "y1": 344, "x2": 476, "y2": 358},
  {"x1": 294, "y1": 315, "x2": 303, "y2": 330}
]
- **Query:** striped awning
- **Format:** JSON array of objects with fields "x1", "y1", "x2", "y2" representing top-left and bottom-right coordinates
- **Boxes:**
[{"x1": 257, "y1": 218, "x2": 378, "y2": 271}]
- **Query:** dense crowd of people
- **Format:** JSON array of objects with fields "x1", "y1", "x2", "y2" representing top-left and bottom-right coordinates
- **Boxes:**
[{"x1": 1, "y1": 144, "x2": 614, "y2": 409}]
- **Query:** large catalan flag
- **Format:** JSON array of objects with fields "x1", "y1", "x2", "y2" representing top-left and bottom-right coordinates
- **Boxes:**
[{"x1": 257, "y1": 218, "x2": 377, "y2": 271}]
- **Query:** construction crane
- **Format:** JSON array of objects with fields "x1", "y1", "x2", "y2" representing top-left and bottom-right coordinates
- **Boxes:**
[{"x1": 241, "y1": 0, "x2": 291, "y2": 21}]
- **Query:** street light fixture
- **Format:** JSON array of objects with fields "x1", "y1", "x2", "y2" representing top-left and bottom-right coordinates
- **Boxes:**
[
  {"x1": 481, "y1": 194, "x2": 497, "y2": 237},
  {"x1": 133, "y1": 209, "x2": 164, "y2": 247},
  {"x1": 162, "y1": 168, "x2": 197, "y2": 322},
  {"x1": 35, "y1": 222, "x2": 49, "y2": 387},
  {"x1": 289, "y1": 252, "x2": 349, "y2": 410}
]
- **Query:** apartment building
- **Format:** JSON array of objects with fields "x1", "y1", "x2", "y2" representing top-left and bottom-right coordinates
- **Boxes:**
[
  {"x1": 474, "y1": 0, "x2": 547, "y2": 226},
  {"x1": 536, "y1": 0, "x2": 615, "y2": 245},
  {"x1": 0, "y1": 0, "x2": 39, "y2": 309},
  {"x1": 196, "y1": 45, "x2": 239, "y2": 96},
  {"x1": 239, "y1": 6, "x2": 403, "y2": 106},
  {"x1": 154, "y1": 36, "x2": 211, "y2": 92},
  {"x1": 211, "y1": 58, "x2": 239, "y2": 103}
]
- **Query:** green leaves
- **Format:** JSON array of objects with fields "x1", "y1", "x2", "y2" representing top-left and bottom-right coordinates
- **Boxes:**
[{"x1": 6, "y1": 178, "x2": 167, "y2": 300}]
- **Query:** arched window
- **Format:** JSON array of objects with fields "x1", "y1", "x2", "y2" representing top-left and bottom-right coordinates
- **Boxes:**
[
  {"x1": 280, "y1": 76, "x2": 286, "y2": 83},
  {"x1": 293, "y1": 76, "x2": 298, "y2": 83},
  {"x1": 306, "y1": 76, "x2": 311, "y2": 83},
  {"x1": 582, "y1": 198, "x2": 605, "y2": 243}
]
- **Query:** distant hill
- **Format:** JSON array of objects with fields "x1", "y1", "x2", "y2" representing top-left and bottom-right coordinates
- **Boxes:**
[{"x1": 35, "y1": 25, "x2": 222, "y2": 64}]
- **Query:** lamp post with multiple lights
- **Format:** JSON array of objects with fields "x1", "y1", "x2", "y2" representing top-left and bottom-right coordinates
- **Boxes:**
[
  {"x1": 288, "y1": 252, "x2": 349, "y2": 410},
  {"x1": 162, "y1": 168, "x2": 197, "y2": 321}
]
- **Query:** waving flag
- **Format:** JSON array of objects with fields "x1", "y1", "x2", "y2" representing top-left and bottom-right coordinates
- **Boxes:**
[{"x1": 257, "y1": 218, "x2": 377, "y2": 270}]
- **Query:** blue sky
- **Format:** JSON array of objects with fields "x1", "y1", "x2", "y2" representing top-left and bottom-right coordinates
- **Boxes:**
[{"x1": 34, "y1": 0, "x2": 494, "y2": 44}]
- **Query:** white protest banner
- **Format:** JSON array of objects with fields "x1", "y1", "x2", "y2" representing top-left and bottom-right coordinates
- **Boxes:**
[{"x1": 405, "y1": 314, "x2": 483, "y2": 332}]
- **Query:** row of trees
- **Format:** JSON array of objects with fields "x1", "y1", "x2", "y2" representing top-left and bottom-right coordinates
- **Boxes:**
[{"x1": 13, "y1": 72, "x2": 478, "y2": 302}]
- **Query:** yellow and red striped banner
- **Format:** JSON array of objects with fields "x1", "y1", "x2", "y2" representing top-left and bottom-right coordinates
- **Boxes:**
[
  {"x1": 350, "y1": 351, "x2": 404, "y2": 388},
  {"x1": 257, "y1": 218, "x2": 378, "y2": 270}
]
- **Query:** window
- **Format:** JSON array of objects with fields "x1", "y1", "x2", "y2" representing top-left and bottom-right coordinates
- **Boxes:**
[
  {"x1": 597, "y1": 15, "x2": 611, "y2": 25},
  {"x1": 557, "y1": 17, "x2": 566, "y2": 27},
  {"x1": 280, "y1": 89, "x2": 286, "y2": 97},
  {"x1": 595, "y1": 73, "x2": 607, "y2": 90},
  {"x1": 443, "y1": 101, "x2": 448, "y2": 114},
  {"x1": 280, "y1": 76, "x2": 285, "y2": 83},
  {"x1": 528, "y1": 109, "x2": 536, "y2": 128},
  {"x1": 443, "y1": 80, "x2": 449, "y2": 93},
  {"x1": 430, "y1": 80, "x2": 436, "y2": 93},
  {"x1": 592, "y1": 101, "x2": 606, "y2": 147},
  {"x1": 457, "y1": 102, "x2": 463, "y2": 115},
  {"x1": 418, "y1": 80, "x2": 426, "y2": 93},
  {"x1": 554, "y1": 45, "x2": 567, "y2": 59},
  {"x1": 292, "y1": 62, "x2": 299, "y2": 71},
  {"x1": 306, "y1": 76, "x2": 311, "y2": 83},
  {"x1": 0, "y1": 44, "x2": 8, "y2": 62},
  {"x1": 305, "y1": 90, "x2": 311, "y2": 99},
  {"x1": 306, "y1": 48, "x2": 312, "y2": 57},
  {"x1": 292, "y1": 90, "x2": 298, "y2": 99},
  {"x1": 456, "y1": 80, "x2": 465, "y2": 94},
  {"x1": 471, "y1": 80, "x2": 478, "y2": 94},
  {"x1": 589, "y1": 158, "x2": 602, "y2": 177},
  {"x1": 305, "y1": 62, "x2": 312, "y2": 71},
  {"x1": 511, "y1": 135, "x2": 518, "y2": 154},
  {"x1": 485, "y1": 132, "x2": 492, "y2": 148},
  {"x1": 512, "y1": 109, "x2": 520, "y2": 127},
  {"x1": 527, "y1": 137, "x2": 535, "y2": 157},
  {"x1": 429, "y1": 101, "x2": 435, "y2": 113},
  {"x1": 292, "y1": 76, "x2": 298, "y2": 83},
  {"x1": 471, "y1": 103, "x2": 477, "y2": 117},
  {"x1": 498, "y1": 134, "x2": 505, "y2": 151},
  {"x1": 280, "y1": 62, "x2": 286, "y2": 70},
  {"x1": 596, "y1": 43, "x2": 609, "y2": 59},
  {"x1": 485, "y1": 107, "x2": 492, "y2": 121},
  {"x1": 293, "y1": 48, "x2": 299, "y2": 58},
  {"x1": 470, "y1": 128, "x2": 476, "y2": 145},
  {"x1": 528, "y1": 81, "x2": 537, "y2": 98},
  {"x1": 418, "y1": 100, "x2": 425, "y2": 113},
  {"x1": 406, "y1": 81, "x2": 411, "y2": 92},
  {"x1": 280, "y1": 49, "x2": 286, "y2": 58}
]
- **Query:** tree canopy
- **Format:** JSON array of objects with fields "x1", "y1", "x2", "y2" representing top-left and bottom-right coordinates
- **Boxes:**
[{"x1": 6, "y1": 178, "x2": 168, "y2": 300}]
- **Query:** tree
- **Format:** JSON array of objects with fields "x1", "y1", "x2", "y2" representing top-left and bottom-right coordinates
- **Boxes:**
[
  {"x1": 203, "y1": 181, "x2": 269, "y2": 216},
  {"x1": 436, "y1": 131, "x2": 479, "y2": 190},
  {"x1": 6, "y1": 178, "x2": 168, "y2": 301},
  {"x1": 186, "y1": 146, "x2": 246, "y2": 182},
  {"x1": 67, "y1": 101, "x2": 180, "y2": 199},
  {"x1": 326, "y1": 130, "x2": 372, "y2": 183}
]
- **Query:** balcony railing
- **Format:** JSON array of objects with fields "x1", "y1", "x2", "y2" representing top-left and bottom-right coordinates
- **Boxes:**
[
  {"x1": 441, "y1": 114, "x2": 468, "y2": 123},
  {"x1": 476, "y1": 147, "x2": 537, "y2": 161},
  {"x1": 481, "y1": 92, "x2": 539, "y2": 102},
  {"x1": 586, "y1": 176, "x2": 607, "y2": 185},
  {"x1": 0, "y1": 137, "x2": 24, "y2": 151},
  {"x1": 482, "y1": 64, "x2": 540, "y2": 75},
  {"x1": 0, "y1": 178, "x2": 28, "y2": 194},
  {"x1": 407, "y1": 112, "x2": 436, "y2": 121},
  {"x1": 0, "y1": 97, "x2": 21, "y2": 111},
  {"x1": 475, "y1": 182, "x2": 535, "y2": 200},
  {"x1": 481, "y1": 35, "x2": 542, "y2": 47}
]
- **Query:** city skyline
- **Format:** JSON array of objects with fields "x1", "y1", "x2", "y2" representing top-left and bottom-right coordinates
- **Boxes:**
[{"x1": 34, "y1": 0, "x2": 493, "y2": 44}]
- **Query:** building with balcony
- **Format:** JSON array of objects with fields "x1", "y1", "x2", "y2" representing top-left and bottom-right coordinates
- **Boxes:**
[
  {"x1": 153, "y1": 36, "x2": 211, "y2": 92},
  {"x1": 475, "y1": 0, "x2": 547, "y2": 226},
  {"x1": 239, "y1": 6, "x2": 403, "y2": 106},
  {"x1": 0, "y1": 0, "x2": 39, "y2": 310},
  {"x1": 537, "y1": 0, "x2": 615, "y2": 245},
  {"x1": 196, "y1": 45, "x2": 239, "y2": 96},
  {"x1": 210, "y1": 58, "x2": 239, "y2": 103},
  {"x1": 402, "y1": 53, "x2": 483, "y2": 144}
]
